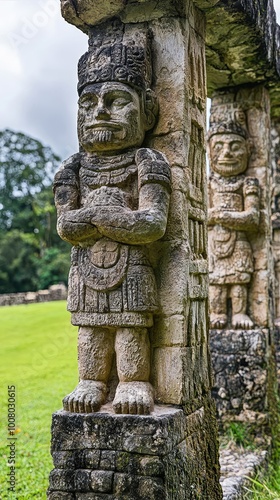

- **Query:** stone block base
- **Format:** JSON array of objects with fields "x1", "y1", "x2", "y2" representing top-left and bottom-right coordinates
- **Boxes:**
[
  {"x1": 210, "y1": 328, "x2": 273, "y2": 428},
  {"x1": 48, "y1": 402, "x2": 222, "y2": 499}
]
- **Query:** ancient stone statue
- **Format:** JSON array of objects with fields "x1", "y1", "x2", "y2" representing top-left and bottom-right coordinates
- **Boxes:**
[
  {"x1": 53, "y1": 21, "x2": 171, "y2": 415},
  {"x1": 208, "y1": 121, "x2": 260, "y2": 330}
]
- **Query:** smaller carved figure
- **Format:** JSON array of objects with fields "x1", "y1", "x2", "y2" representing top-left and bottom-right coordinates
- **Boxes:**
[{"x1": 208, "y1": 121, "x2": 260, "y2": 330}]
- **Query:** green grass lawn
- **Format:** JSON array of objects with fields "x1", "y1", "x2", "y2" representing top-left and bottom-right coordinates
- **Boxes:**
[
  {"x1": 0, "y1": 301, "x2": 77, "y2": 499},
  {"x1": 0, "y1": 301, "x2": 279, "y2": 499}
]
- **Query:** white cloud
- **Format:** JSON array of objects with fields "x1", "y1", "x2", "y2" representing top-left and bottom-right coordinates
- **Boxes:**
[{"x1": 0, "y1": 0, "x2": 86, "y2": 158}]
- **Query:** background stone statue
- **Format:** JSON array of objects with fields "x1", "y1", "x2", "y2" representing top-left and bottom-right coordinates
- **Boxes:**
[
  {"x1": 53, "y1": 20, "x2": 171, "y2": 415},
  {"x1": 208, "y1": 121, "x2": 260, "y2": 330}
]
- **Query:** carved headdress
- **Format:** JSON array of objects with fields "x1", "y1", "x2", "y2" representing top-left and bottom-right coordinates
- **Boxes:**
[
  {"x1": 207, "y1": 121, "x2": 248, "y2": 141},
  {"x1": 77, "y1": 18, "x2": 153, "y2": 95}
]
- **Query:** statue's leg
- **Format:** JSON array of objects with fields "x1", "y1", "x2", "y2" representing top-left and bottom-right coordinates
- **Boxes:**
[
  {"x1": 209, "y1": 284, "x2": 228, "y2": 329},
  {"x1": 63, "y1": 326, "x2": 114, "y2": 413},
  {"x1": 113, "y1": 327, "x2": 154, "y2": 415},
  {"x1": 231, "y1": 284, "x2": 254, "y2": 329}
]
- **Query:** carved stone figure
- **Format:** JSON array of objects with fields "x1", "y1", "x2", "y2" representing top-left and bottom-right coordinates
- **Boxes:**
[
  {"x1": 208, "y1": 121, "x2": 260, "y2": 330},
  {"x1": 53, "y1": 21, "x2": 171, "y2": 415}
]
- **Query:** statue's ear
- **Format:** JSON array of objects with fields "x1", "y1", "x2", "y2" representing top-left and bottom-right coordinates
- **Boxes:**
[
  {"x1": 144, "y1": 89, "x2": 158, "y2": 131},
  {"x1": 247, "y1": 137, "x2": 254, "y2": 155}
]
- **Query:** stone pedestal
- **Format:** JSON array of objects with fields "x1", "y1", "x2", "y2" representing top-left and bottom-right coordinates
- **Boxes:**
[
  {"x1": 210, "y1": 328, "x2": 272, "y2": 428},
  {"x1": 48, "y1": 404, "x2": 221, "y2": 499}
]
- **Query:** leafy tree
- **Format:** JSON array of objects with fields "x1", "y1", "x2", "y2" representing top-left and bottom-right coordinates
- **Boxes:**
[
  {"x1": 0, "y1": 129, "x2": 60, "y2": 233},
  {"x1": 0, "y1": 230, "x2": 39, "y2": 293},
  {"x1": 35, "y1": 247, "x2": 70, "y2": 290},
  {"x1": 0, "y1": 129, "x2": 70, "y2": 293}
]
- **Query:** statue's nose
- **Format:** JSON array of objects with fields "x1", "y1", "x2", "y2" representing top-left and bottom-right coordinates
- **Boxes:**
[
  {"x1": 222, "y1": 144, "x2": 232, "y2": 157},
  {"x1": 96, "y1": 105, "x2": 110, "y2": 118}
]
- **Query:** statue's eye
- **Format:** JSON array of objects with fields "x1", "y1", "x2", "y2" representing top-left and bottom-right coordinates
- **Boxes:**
[
  {"x1": 79, "y1": 95, "x2": 98, "y2": 109},
  {"x1": 231, "y1": 142, "x2": 241, "y2": 152},
  {"x1": 105, "y1": 92, "x2": 132, "y2": 108},
  {"x1": 214, "y1": 143, "x2": 223, "y2": 151},
  {"x1": 113, "y1": 97, "x2": 131, "y2": 107}
]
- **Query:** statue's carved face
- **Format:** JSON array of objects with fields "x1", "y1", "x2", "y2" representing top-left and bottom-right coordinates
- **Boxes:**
[
  {"x1": 209, "y1": 133, "x2": 249, "y2": 177},
  {"x1": 78, "y1": 82, "x2": 146, "y2": 153}
]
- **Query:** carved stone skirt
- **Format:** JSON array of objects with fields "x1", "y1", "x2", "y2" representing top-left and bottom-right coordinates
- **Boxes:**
[
  {"x1": 209, "y1": 239, "x2": 254, "y2": 285},
  {"x1": 67, "y1": 240, "x2": 158, "y2": 328}
]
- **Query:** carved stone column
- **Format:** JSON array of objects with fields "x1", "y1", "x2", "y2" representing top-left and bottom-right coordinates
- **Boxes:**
[
  {"x1": 271, "y1": 117, "x2": 280, "y2": 386},
  {"x1": 47, "y1": 1, "x2": 222, "y2": 498},
  {"x1": 209, "y1": 86, "x2": 278, "y2": 438}
]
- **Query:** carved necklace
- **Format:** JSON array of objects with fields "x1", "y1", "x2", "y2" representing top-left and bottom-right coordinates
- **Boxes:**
[
  {"x1": 80, "y1": 150, "x2": 137, "y2": 188},
  {"x1": 211, "y1": 173, "x2": 244, "y2": 193}
]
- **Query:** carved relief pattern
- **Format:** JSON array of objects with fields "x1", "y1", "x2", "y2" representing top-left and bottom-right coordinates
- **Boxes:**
[
  {"x1": 271, "y1": 120, "x2": 280, "y2": 324},
  {"x1": 53, "y1": 19, "x2": 171, "y2": 415},
  {"x1": 207, "y1": 91, "x2": 263, "y2": 331},
  {"x1": 188, "y1": 108, "x2": 209, "y2": 395}
]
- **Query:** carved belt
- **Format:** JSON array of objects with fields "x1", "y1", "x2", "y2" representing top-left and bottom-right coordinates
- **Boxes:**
[
  {"x1": 212, "y1": 225, "x2": 237, "y2": 258},
  {"x1": 79, "y1": 240, "x2": 129, "y2": 291}
]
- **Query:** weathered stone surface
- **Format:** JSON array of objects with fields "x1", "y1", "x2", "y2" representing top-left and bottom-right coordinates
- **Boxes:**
[
  {"x1": 219, "y1": 449, "x2": 268, "y2": 500},
  {"x1": 48, "y1": 493, "x2": 75, "y2": 500},
  {"x1": 48, "y1": 405, "x2": 222, "y2": 499},
  {"x1": 210, "y1": 328, "x2": 268, "y2": 422},
  {"x1": 208, "y1": 87, "x2": 273, "y2": 330},
  {"x1": 50, "y1": 1, "x2": 222, "y2": 498},
  {"x1": 54, "y1": 19, "x2": 172, "y2": 416},
  {"x1": 0, "y1": 284, "x2": 67, "y2": 307},
  {"x1": 51, "y1": 407, "x2": 186, "y2": 455},
  {"x1": 208, "y1": 86, "x2": 278, "y2": 440},
  {"x1": 271, "y1": 118, "x2": 280, "y2": 388},
  {"x1": 208, "y1": 106, "x2": 260, "y2": 331},
  {"x1": 199, "y1": 0, "x2": 280, "y2": 116}
]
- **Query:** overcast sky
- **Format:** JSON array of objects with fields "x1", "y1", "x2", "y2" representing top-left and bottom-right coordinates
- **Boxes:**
[{"x1": 0, "y1": 0, "x2": 280, "y2": 160}]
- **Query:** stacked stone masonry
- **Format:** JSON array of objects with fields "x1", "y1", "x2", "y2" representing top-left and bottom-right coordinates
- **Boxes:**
[
  {"x1": 48, "y1": 406, "x2": 221, "y2": 499},
  {"x1": 0, "y1": 284, "x2": 67, "y2": 307}
]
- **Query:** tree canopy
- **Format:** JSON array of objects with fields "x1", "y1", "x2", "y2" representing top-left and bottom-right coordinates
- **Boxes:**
[{"x1": 0, "y1": 129, "x2": 70, "y2": 293}]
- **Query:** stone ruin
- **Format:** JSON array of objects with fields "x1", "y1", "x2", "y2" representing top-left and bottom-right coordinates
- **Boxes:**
[
  {"x1": 0, "y1": 284, "x2": 67, "y2": 307},
  {"x1": 47, "y1": 0, "x2": 280, "y2": 498}
]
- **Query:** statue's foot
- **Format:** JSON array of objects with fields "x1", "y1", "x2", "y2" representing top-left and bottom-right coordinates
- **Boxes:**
[
  {"x1": 113, "y1": 382, "x2": 154, "y2": 415},
  {"x1": 63, "y1": 380, "x2": 107, "y2": 413},
  {"x1": 210, "y1": 313, "x2": 227, "y2": 329},
  {"x1": 232, "y1": 313, "x2": 254, "y2": 330}
]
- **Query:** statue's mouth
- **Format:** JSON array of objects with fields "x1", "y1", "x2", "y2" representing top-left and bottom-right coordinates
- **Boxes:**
[
  {"x1": 218, "y1": 160, "x2": 237, "y2": 165},
  {"x1": 86, "y1": 123, "x2": 122, "y2": 131}
]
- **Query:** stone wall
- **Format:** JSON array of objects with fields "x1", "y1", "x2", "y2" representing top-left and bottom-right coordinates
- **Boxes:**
[{"x1": 0, "y1": 284, "x2": 67, "y2": 307}]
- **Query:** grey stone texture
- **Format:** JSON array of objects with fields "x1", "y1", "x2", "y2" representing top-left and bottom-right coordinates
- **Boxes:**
[
  {"x1": 199, "y1": 0, "x2": 280, "y2": 116},
  {"x1": 210, "y1": 328, "x2": 269, "y2": 424},
  {"x1": 50, "y1": 1, "x2": 222, "y2": 498},
  {"x1": 48, "y1": 405, "x2": 222, "y2": 499},
  {"x1": 208, "y1": 86, "x2": 278, "y2": 436},
  {"x1": 0, "y1": 284, "x2": 67, "y2": 306},
  {"x1": 220, "y1": 448, "x2": 268, "y2": 500},
  {"x1": 271, "y1": 118, "x2": 280, "y2": 387},
  {"x1": 54, "y1": 1, "x2": 215, "y2": 417}
]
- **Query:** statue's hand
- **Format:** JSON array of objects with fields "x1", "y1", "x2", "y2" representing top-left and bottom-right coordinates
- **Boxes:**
[
  {"x1": 208, "y1": 208, "x2": 221, "y2": 224},
  {"x1": 62, "y1": 208, "x2": 94, "y2": 225},
  {"x1": 90, "y1": 206, "x2": 129, "y2": 228}
]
